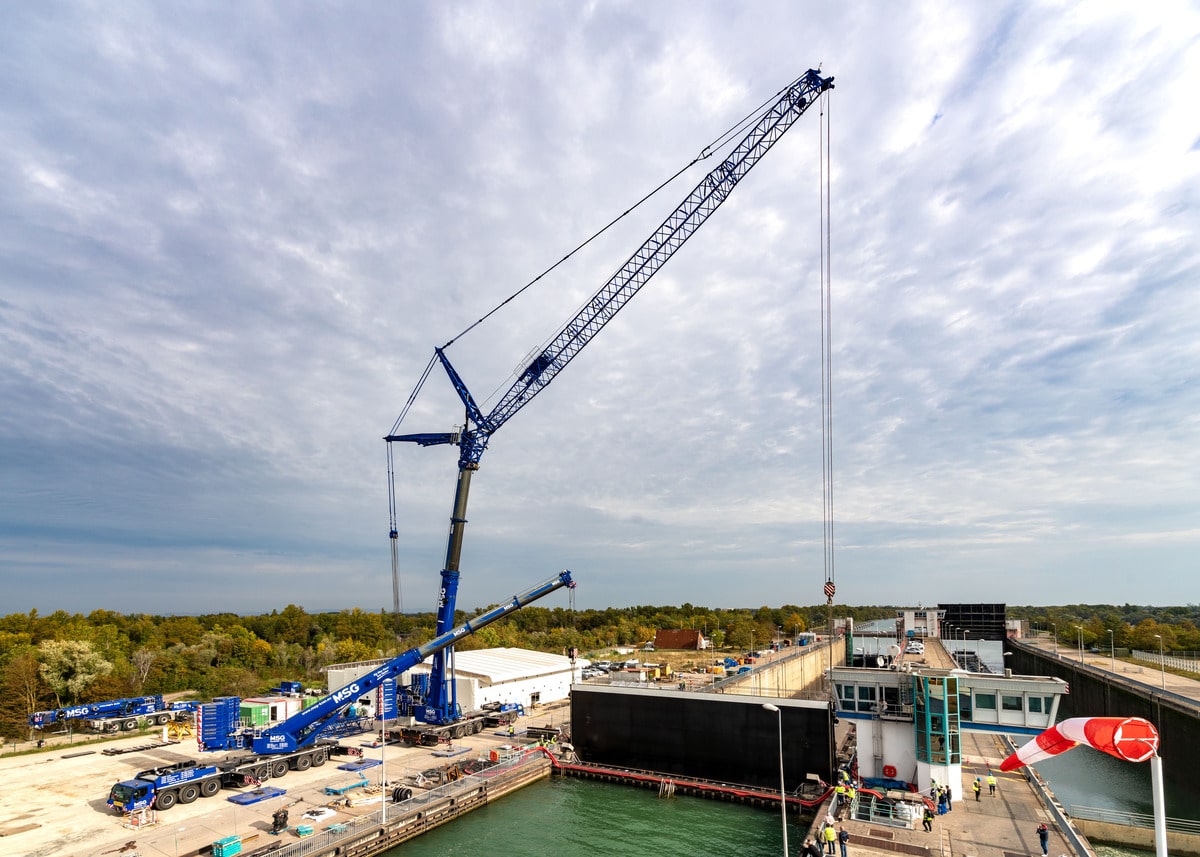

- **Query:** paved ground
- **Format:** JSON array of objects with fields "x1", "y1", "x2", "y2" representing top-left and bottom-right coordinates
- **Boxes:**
[{"x1": 0, "y1": 702, "x2": 570, "y2": 857}]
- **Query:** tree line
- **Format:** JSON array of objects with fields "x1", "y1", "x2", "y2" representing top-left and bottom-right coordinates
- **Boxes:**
[{"x1": 2, "y1": 602, "x2": 1194, "y2": 739}]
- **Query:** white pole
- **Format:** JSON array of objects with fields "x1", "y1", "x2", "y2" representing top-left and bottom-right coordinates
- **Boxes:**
[
  {"x1": 1150, "y1": 754, "x2": 1167, "y2": 857},
  {"x1": 763, "y1": 703, "x2": 788, "y2": 857},
  {"x1": 381, "y1": 723, "x2": 387, "y2": 825}
]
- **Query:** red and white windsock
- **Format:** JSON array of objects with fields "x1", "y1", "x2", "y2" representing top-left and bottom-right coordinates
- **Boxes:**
[{"x1": 1000, "y1": 717, "x2": 1159, "y2": 772}]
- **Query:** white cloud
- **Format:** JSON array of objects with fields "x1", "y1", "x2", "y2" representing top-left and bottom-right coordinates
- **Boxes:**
[{"x1": 0, "y1": 2, "x2": 1197, "y2": 615}]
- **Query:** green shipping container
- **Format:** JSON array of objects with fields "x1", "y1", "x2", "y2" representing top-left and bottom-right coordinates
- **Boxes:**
[
  {"x1": 240, "y1": 703, "x2": 269, "y2": 727},
  {"x1": 302, "y1": 696, "x2": 320, "y2": 710}
]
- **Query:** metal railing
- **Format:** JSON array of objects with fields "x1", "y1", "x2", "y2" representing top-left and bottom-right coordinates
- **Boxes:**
[
  {"x1": 256, "y1": 749, "x2": 546, "y2": 857},
  {"x1": 1070, "y1": 804, "x2": 1200, "y2": 835},
  {"x1": 1130, "y1": 650, "x2": 1200, "y2": 675}
]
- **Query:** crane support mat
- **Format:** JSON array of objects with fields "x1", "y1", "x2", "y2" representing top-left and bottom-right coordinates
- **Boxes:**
[
  {"x1": 227, "y1": 786, "x2": 287, "y2": 805},
  {"x1": 103, "y1": 742, "x2": 172, "y2": 755},
  {"x1": 430, "y1": 746, "x2": 470, "y2": 758},
  {"x1": 337, "y1": 758, "x2": 381, "y2": 771}
]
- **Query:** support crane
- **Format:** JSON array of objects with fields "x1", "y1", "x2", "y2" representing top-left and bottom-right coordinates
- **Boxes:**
[
  {"x1": 29, "y1": 694, "x2": 197, "y2": 733},
  {"x1": 386, "y1": 70, "x2": 834, "y2": 727},
  {"x1": 107, "y1": 570, "x2": 573, "y2": 813}
]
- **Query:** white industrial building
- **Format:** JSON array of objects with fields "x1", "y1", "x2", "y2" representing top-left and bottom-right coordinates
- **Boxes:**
[{"x1": 324, "y1": 647, "x2": 579, "y2": 721}]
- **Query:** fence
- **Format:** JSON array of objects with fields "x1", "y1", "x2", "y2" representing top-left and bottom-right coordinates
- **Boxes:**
[
  {"x1": 255, "y1": 748, "x2": 545, "y2": 857},
  {"x1": 1130, "y1": 650, "x2": 1200, "y2": 675},
  {"x1": 1070, "y1": 805, "x2": 1200, "y2": 836}
]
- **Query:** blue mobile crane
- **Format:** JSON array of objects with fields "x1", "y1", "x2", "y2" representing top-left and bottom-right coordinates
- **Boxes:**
[
  {"x1": 107, "y1": 570, "x2": 573, "y2": 813},
  {"x1": 29, "y1": 694, "x2": 197, "y2": 734},
  {"x1": 385, "y1": 69, "x2": 834, "y2": 729}
]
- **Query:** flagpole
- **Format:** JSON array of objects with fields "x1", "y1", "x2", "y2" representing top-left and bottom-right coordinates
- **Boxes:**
[{"x1": 1150, "y1": 754, "x2": 1166, "y2": 857}]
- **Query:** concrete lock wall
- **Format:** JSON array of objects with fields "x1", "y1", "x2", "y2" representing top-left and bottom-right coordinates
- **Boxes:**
[
  {"x1": 723, "y1": 639, "x2": 846, "y2": 696},
  {"x1": 1074, "y1": 819, "x2": 1200, "y2": 857}
]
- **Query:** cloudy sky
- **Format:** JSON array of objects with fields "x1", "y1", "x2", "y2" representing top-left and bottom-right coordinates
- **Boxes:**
[{"x1": 2, "y1": 2, "x2": 1197, "y2": 617}]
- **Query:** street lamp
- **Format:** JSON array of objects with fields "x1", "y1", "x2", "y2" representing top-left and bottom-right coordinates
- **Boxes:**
[
  {"x1": 762, "y1": 703, "x2": 788, "y2": 857},
  {"x1": 1075, "y1": 625, "x2": 1084, "y2": 663},
  {"x1": 381, "y1": 719, "x2": 388, "y2": 825},
  {"x1": 1107, "y1": 629, "x2": 1115, "y2": 673},
  {"x1": 1154, "y1": 634, "x2": 1165, "y2": 690},
  {"x1": 1052, "y1": 623, "x2": 1058, "y2": 656}
]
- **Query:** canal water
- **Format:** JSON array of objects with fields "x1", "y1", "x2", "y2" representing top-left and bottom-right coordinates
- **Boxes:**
[
  {"x1": 387, "y1": 776, "x2": 787, "y2": 857},
  {"x1": 385, "y1": 758, "x2": 1182, "y2": 857}
]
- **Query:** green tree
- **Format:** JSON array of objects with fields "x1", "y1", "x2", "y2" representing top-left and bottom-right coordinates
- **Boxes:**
[
  {"x1": 36, "y1": 640, "x2": 113, "y2": 706},
  {"x1": 131, "y1": 647, "x2": 157, "y2": 692},
  {"x1": 0, "y1": 647, "x2": 45, "y2": 738}
]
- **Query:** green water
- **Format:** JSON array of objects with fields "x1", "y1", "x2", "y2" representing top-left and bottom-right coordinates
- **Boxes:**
[{"x1": 387, "y1": 777, "x2": 786, "y2": 857}]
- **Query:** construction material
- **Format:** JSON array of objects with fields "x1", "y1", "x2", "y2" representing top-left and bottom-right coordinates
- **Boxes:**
[
  {"x1": 324, "y1": 773, "x2": 368, "y2": 795},
  {"x1": 336, "y1": 758, "x2": 381, "y2": 771}
]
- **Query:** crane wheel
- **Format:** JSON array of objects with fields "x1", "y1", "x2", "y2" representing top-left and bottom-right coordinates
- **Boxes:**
[
  {"x1": 156, "y1": 790, "x2": 178, "y2": 810},
  {"x1": 179, "y1": 784, "x2": 200, "y2": 804},
  {"x1": 311, "y1": 751, "x2": 328, "y2": 767},
  {"x1": 295, "y1": 754, "x2": 312, "y2": 771},
  {"x1": 156, "y1": 713, "x2": 171, "y2": 726},
  {"x1": 200, "y1": 779, "x2": 221, "y2": 798},
  {"x1": 123, "y1": 719, "x2": 138, "y2": 731},
  {"x1": 271, "y1": 761, "x2": 289, "y2": 778}
]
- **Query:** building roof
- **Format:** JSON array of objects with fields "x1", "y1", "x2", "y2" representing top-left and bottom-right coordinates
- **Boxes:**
[
  {"x1": 654, "y1": 629, "x2": 704, "y2": 650},
  {"x1": 407, "y1": 647, "x2": 576, "y2": 683}
]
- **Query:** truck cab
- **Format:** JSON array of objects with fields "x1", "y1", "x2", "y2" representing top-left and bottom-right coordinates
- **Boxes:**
[{"x1": 108, "y1": 780, "x2": 155, "y2": 813}]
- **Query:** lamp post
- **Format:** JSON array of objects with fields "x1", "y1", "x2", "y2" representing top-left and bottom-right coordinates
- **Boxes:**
[
  {"x1": 964, "y1": 630, "x2": 970, "y2": 667},
  {"x1": 762, "y1": 703, "x2": 788, "y2": 857},
  {"x1": 1075, "y1": 625, "x2": 1084, "y2": 663},
  {"x1": 1052, "y1": 623, "x2": 1058, "y2": 657},
  {"x1": 1107, "y1": 629, "x2": 1115, "y2": 673},
  {"x1": 381, "y1": 717, "x2": 388, "y2": 825},
  {"x1": 1154, "y1": 634, "x2": 1165, "y2": 690}
]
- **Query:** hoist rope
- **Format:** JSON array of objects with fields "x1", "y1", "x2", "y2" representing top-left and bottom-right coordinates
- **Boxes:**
[
  {"x1": 819, "y1": 89, "x2": 836, "y2": 593},
  {"x1": 387, "y1": 352, "x2": 438, "y2": 438}
]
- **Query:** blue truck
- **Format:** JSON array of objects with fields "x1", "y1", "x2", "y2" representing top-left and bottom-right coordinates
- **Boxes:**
[
  {"x1": 29, "y1": 695, "x2": 198, "y2": 734},
  {"x1": 107, "y1": 570, "x2": 573, "y2": 813}
]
